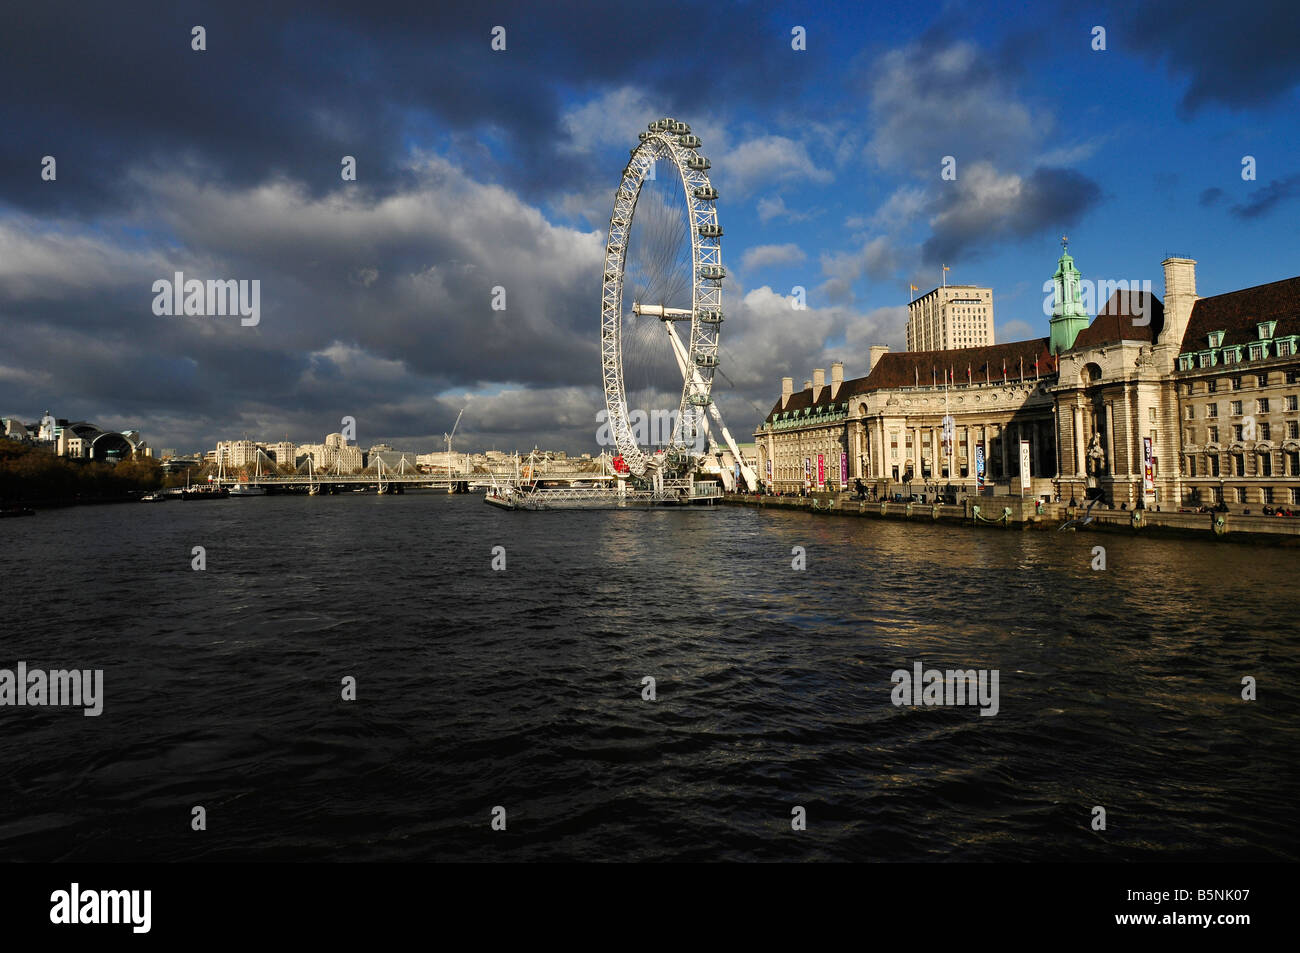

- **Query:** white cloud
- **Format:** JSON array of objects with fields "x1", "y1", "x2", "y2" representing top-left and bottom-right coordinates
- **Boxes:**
[
  {"x1": 740, "y1": 243, "x2": 808, "y2": 271},
  {"x1": 927, "y1": 162, "x2": 1027, "y2": 236},
  {"x1": 0, "y1": 215, "x2": 173, "y2": 300},
  {"x1": 715, "y1": 134, "x2": 833, "y2": 198},
  {"x1": 558, "y1": 86, "x2": 659, "y2": 154},
  {"x1": 870, "y1": 185, "x2": 928, "y2": 229},
  {"x1": 757, "y1": 194, "x2": 813, "y2": 224}
]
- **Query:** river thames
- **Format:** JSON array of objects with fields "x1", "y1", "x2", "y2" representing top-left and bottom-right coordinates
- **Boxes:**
[{"x1": 1, "y1": 494, "x2": 1296, "y2": 861}]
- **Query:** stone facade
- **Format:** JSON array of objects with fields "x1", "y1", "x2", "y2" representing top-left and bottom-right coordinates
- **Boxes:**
[
  {"x1": 755, "y1": 363, "x2": 864, "y2": 492},
  {"x1": 1173, "y1": 274, "x2": 1300, "y2": 509}
]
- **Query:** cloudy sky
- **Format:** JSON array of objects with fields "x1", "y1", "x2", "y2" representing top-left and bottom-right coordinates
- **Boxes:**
[{"x1": 2, "y1": 0, "x2": 1297, "y2": 454}]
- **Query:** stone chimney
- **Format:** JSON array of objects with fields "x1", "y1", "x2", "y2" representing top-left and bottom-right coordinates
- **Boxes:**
[
  {"x1": 802, "y1": 379, "x2": 812, "y2": 393},
  {"x1": 781, "y1": 376, "x2": 793, "y2": 409},
  {"x1": 830, "y1": 361, "x2": 844, "y2": 398},
  {"x1": 812, "y1": 368, "x2": 825, "y2": 402},
  {"x1": 869, "y1": 344, "x2": 890, "y2": 373},
  {"x1": 1160, "y1": 257, "x2": 1198, "y2": 349}
]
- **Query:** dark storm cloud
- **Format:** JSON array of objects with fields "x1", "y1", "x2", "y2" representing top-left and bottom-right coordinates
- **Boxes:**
[
  {"x1": 0, "y1": 0, "x2": 809, "y2": 218},
  {"x1": 920, "y1": 165, "x2": 1102, "y2": 265},
  {"x1": 1230, "y1": 174, "x2": 1300, "y2": 220},
  {"x1": 1100, "y1": 0, "x2": 1300, "y2": 115},
  {"x1": 0, "y1": 153, "x2": 611, "y2": 450},
  {"x1": 0, "y1": 3, "x2": 1108, "y2": 454}
]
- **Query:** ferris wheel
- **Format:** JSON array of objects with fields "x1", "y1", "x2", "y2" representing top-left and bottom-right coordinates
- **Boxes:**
[{"x1": 599, "y1": 117, "x2": 757, "y2": 490}]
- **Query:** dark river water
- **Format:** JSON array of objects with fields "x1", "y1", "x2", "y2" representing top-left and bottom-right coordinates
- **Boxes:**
[{"x1": 1, "y1": 494, "x2": 1297, "y2": 861}]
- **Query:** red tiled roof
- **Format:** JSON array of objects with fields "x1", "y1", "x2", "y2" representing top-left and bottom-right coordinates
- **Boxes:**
[
  {"x1": 1072, "y1": 290, "x2": 1164, "y2": 348},
  {"x1": 764, "y1": 339, "x2": 1062, "y2": 424},
  {"x1": 865, "y1": 338, "x2": 1058, "y2": 390},
  {"x1": 1180, "y1": 275, "x2": 1300, "y2": 352}
]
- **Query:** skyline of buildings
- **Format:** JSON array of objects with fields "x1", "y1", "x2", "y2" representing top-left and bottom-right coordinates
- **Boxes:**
[{"x1": 7, "y1": 238, "x2": 1297, "y2": 508}]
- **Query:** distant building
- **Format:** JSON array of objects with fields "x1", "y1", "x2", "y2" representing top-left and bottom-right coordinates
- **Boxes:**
[
  {"x1": 216, "y1": 440, "x2": 260, "y2": 468},
  {"x1": 55, "y1": 429, "x2": 91, "y2": 459},
  {"x1": 267, "y1": 441, "x2": 297, "y2": 467},
  {"x1": 907, "y1": 285, "x2": 994, "y2": 352},
  {"x1": 295, "y1": 434, "x2": 362, "y2": 472},
  {"x1": 416, "y1": 450, "x2": 467, "y2": 472}
]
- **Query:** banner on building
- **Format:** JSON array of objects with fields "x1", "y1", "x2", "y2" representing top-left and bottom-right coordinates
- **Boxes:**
[
  {"x1": 975, "y1": 444, "x2": 985, "y2": 488},
  {"x1": 766, "y1": 458, "x2": 772, "y2": 482},
  {"x1": 840, "y1": 451, "x2": 848, "y2": 485},
  {"x1": 804, "y1": 457, "x2": 811, "y2": 485},
  {"x1": 1019, "y1": 440, "x2": 1031, "y2": 491},
  {"x1": 816, "y1": 453, "x2": 825, "y2": 487},
  {"x1": 1142, "y1": 437, "x2": 1155, "y2": 499}
]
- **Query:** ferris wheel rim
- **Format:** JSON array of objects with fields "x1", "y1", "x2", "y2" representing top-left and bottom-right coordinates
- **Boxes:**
[{"x1": 600, "y1": 118, "x2": 723, "y2": 479}]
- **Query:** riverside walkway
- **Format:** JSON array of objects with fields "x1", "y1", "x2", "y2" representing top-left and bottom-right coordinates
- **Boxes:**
[{"x1": 722, "y1": 493, "x2": 1300, "y2": 545}]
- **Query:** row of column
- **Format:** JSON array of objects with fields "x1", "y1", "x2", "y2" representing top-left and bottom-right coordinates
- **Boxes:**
[{"x1": 855, "y1": 418, "x2": 1054, "y2": 482}]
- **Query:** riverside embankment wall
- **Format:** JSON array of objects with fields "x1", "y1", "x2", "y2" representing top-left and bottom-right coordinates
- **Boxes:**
[{"x1": 721, "y1": 494, "x2": 1300, "y2": 546}]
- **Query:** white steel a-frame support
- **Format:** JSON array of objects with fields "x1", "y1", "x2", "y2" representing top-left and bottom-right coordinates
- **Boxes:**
[{"x1": 632, "y1": 303, "x2": 760, "y2": 492}]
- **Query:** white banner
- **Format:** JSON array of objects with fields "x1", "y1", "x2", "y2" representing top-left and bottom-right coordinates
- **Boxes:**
[
  {"x1": 1142, "y1": 437, "x2": 1155, "y2": 499},
  {"x1": 1019, "y1": 440, "x2": 1031, "y2": 491}
]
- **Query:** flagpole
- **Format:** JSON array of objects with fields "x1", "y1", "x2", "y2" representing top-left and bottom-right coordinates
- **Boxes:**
[{"x1": 945, "y1": 368, "x2": 952, "y2": 492}]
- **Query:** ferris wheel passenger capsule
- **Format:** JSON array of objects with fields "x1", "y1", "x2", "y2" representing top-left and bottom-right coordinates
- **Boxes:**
[
  {"x1": 687, "y1": 155, "x2": 711, "y2": 171},
  {"x1": 693, "y1": 351, "x2": 719, "y2": 367},
  {"x1": 693, "y1": 185, "x2": 717, "y2": 201},
  {"x1": 700, "y1": 265, "x2": 726, "y2": 280},
  {"x1": 679, "y1": 135, "x2": 702, "y2": 148},
  {"x1": 697, "y1": 309, "x2": 724, "y2": 323},
  {"x1": 698, "y1": 223, "x2": 723, "y2": 238},
  {"x1": 688, "y1": 394, "x2": 713, "y2": 407},
  {"x1": 670, "y1": 120, "x2": 690, "y2": 135}
]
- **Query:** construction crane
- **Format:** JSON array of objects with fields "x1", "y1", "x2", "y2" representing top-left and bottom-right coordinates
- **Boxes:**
[{"x1": 444, "y1": 407, "x2": 465, "y2": 476}]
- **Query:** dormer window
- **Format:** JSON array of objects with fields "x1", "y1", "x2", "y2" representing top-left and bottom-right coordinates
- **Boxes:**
[
  {"x1": 1208, "y1": 331, "x2": 1225, "y2": 348},
  {"x1": 1258, "y1": 321, "x2": 1276, "y2": 340}
]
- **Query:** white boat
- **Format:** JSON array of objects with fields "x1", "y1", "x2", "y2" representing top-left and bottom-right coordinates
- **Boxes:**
[{"x1": 229, "y1": 483, "x2": 267, "y2": 497}]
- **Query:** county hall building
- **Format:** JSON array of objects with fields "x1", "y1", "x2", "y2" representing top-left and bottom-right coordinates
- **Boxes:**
[{"x1": 755, "y1": 245, "x2": 1300, "y2": 511}]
